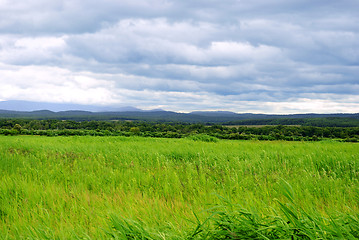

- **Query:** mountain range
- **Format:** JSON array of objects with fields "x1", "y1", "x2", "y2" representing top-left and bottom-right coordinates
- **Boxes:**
[
  {"x1": 0, "y1": 100, "x2": 144, "y2": 112},
  {"x1": 0, "y1": 100, "x2": 358, "y2": 125}
]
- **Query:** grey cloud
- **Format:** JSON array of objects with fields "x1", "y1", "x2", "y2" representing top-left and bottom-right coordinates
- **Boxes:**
[
  {"x1": 0, "y1": 0, "x2": 358, "y2": 113},
  {"x1": 1, "y1": 0, "x2": 358, "y2": 35},
  {"x1": 0, "y1": 0, "x2": 172, "y2": 34}
]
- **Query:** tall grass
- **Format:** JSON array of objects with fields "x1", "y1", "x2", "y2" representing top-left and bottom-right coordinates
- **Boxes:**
[
  {"x1": 106, "y1": 180, "x2": 359, "y2": 239},
  {"x1": 0, "y1": 136, "x2": 358, "y2": 239}
]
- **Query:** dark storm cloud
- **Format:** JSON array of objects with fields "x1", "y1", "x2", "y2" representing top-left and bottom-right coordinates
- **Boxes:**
[{"x1": 0, "y1": 0, "x2": 358, "y2": 112}]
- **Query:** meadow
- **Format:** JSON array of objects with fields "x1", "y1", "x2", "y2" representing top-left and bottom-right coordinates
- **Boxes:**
[{"x1": 0, "y1": 135, "x2": 358, "y2": 239}]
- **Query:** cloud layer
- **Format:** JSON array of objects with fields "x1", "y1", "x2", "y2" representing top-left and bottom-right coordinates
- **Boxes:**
[{"x1": 0, "y1": 0, "x2": 358, "y2": 113}]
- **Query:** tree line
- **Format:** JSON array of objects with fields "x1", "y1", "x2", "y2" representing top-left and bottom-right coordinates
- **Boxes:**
[
  {"x1": 0, "y1": 119, "x2": 358, "y2": 142},
  {"x1": 225, "y1": 117, "x2": 359, "y2": 127}
]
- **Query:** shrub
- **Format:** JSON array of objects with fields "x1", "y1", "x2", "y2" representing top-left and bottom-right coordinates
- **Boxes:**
[{"x1": 187, "y1": 134, "x2": 219, "y2": 142}]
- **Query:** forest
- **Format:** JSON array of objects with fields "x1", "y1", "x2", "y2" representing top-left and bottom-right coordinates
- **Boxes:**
[
  {"x1": 0, "y1": 119, "x2": 358, "y2": 142},
  {"x1": 1, "y1": 110, "x2": 358, "y2": 126}
]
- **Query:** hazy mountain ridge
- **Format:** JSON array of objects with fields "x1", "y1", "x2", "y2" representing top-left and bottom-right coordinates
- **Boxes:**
[
  {"x1": 0, "y1": 100, "x2": 143, "y2": 112},
  {"x1": 0, "y1": 100, "x2": 358, "y2": 125},
  {"x1": 1, "y1": 109, "x2": 359, "y2": 125}
]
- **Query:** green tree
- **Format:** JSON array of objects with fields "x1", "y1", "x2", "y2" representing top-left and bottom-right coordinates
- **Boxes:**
[
  {"x1": 130, "y1": 127, "x2": 140, "y2": 134},
  {"x1": 13, "y1": 124, "x2": 22, "y2": 132}
]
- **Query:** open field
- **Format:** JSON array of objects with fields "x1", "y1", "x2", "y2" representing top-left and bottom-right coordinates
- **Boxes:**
[{"x1": 0, "y1": 135, "x2": 358, "y2": 239}]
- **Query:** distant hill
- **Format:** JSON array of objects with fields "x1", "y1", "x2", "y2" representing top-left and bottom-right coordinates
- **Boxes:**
[
  {"x1": 0, "y1": 100, "x2": 358, "y2": 126},
  {"x1": 190, "y1": 111, "x2": 239, "y2": 116},
  {"x1": 0, "y1": 108, "x2": 358, "y2": 127}
]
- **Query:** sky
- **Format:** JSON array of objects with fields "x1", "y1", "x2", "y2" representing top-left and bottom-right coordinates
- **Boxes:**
[{"x1": 0, "y1": 0, "x2": 358, "y2": 113}]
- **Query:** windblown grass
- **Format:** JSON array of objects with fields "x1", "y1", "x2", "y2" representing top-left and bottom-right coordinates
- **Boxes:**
[
  {"x1": 0, "y1": 136, "x2": 358, "y2": 239},
  {"x1": 106, "y1": 180, "x2": 359, "y2": 239}
]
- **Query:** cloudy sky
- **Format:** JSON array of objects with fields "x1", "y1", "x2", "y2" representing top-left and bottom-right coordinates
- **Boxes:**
[{"x1": 0, "y1": 0, "x2": 358, "y2": 113}]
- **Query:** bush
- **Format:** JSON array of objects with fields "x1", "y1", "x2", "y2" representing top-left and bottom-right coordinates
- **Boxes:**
[{"x1": 187, "y1": 134, "x2": 219, "y2": 142}]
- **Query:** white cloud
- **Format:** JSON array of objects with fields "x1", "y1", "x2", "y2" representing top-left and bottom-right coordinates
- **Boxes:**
[
  {"x1": 0, "y1": 64, "x2": 118, "y2": 105},
  {"x1": 0, "y1": 0, "x2": 358, "y2": 113},
  {"x1": 0, "y1": 36, "x2": 66, "y2": 65}
]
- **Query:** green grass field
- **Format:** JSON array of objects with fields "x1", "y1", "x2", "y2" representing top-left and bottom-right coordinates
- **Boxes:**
[{"x1": 0, "y1": 135, "x2": 358, "y2": 239}]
